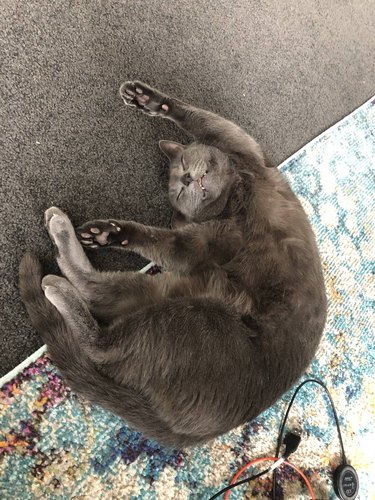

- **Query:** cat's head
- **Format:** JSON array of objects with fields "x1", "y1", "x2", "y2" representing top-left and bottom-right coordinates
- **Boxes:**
[{"x1": 160, "y1": 141, "x2": 238, "y2": 222}]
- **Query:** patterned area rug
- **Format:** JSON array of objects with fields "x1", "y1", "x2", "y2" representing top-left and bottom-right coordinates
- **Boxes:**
[{"x1": 1, "y1": 97, "x2": 374, "y2": 500}]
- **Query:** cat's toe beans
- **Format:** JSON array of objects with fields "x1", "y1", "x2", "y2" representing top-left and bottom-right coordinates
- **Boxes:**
[
  {"x1": 90, "y1": 227, "x2": 101, "y2": 234},
  {"x1": 109, "y1": 222, "x2": 121, "y2": 232},
  {"x1": 80, "y1": 233, "x2": 92, "y2": 239},
  {"x1": 161, "y1": 104, "x2": 169, "y2": 112},
  {"x1": 95, "y1": 232, "x2": 109, "y2": 246},
  {"x1": 81, "y1": 240, "x2": 93, "y2": 245},
  {"x1": 122, "y1": 94, "x2": 133, "y2": 103},
  {"x1": 119, "y1": 83, "x2": 139, "y2": 105},
  {"x1": 137, "y1": 94, "x2": 150, "y2": 105},
  {"x1": 120, "y1": 81, "x2": 135, "y2": 93}
]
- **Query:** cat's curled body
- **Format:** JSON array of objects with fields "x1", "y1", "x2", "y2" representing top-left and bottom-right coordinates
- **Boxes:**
[{"x1": 20, "y1": 82, "x2": 326, "y2": 447}]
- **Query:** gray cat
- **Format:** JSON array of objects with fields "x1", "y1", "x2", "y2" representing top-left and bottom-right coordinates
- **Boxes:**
[{"x1": 19, "y1": 81, "x2": 327, "y2": 447}]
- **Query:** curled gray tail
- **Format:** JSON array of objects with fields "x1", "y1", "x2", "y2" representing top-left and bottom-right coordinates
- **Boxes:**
[{"x1": 19, "y1": 253, "x2": 202, "y2": 447}]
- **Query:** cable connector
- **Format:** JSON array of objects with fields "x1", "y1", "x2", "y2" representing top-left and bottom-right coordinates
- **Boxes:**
[
  {"x1": 283, "y1": 430, "x2": 302, "y2": 459},
  {"x1": 269, "y1": 457, "x2": 285, "y2": 471}
]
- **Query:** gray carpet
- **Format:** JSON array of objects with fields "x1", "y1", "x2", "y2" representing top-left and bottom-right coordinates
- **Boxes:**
[{"x1": 1, "y1": 0, "x2": 374, "y2": 377}]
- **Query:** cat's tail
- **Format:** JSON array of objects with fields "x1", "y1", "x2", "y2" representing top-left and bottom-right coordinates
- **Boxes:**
[{"x1": 18, "y1": 253, "x2": 203, "y2": 447}]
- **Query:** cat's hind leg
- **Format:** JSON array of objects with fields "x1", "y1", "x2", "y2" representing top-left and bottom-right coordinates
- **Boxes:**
[
  {"x1": 45, "y1": 207, "x2": 164, "y2": 321},
  {"x1": 41, "y1": 274, "x2": 104, "y2": 361},
  {"x1": 45, "y1": 206, "x2": 94, "y2": 278}
]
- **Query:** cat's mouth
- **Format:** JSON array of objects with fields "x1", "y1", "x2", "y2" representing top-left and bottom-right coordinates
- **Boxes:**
[
  {"x1": 197, "y1": 175, "x2": 207, "y2": 198},
  {"x1": 176, "y1": 174, "x2": 207, "y2": 202}
]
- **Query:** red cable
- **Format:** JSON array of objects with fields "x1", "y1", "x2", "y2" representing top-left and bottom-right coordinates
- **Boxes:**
[{"x1": 224, "y1": 456, "x2": 315, "y2": 500}]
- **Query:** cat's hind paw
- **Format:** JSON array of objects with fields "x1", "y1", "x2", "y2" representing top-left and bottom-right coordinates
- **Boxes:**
[
  {"x1": 44, "y1": 207, "x2": 75, "y2": 246},
  {"x1": 119, "y1": 81, "x2": 170, "y2": 116}
]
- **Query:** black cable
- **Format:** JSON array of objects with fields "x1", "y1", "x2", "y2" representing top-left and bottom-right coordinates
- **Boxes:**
[
  {"x1": 208, "y1": 468, "x2": 269, "y2": 500},
  {"x1": 272, "y1": 378, "x2": 347, "y2": 500},
  {"x1": 210, "y1": 378, "x2": 346, "y2": 499}
]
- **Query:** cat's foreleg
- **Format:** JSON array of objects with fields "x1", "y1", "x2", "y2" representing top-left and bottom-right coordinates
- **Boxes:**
[
  {"x1": 120, "y1": 80, "x2": 264, "y2": 163},
  {"x1": 76, "y1": 218, "x2": 209, "y2": 273}
]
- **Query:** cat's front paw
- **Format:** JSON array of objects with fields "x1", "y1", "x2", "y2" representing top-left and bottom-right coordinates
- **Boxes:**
[
  {"x1": 76, "y1": 220, "x2": 130, "y2": 248},
  {"x1": 119, "y1": 81, "x2": 170, "y2": 117}
]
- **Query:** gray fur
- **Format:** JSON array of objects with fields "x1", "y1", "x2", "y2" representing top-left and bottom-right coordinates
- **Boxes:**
[{"x1": 19, "y1": 82, "x2": 327, "y2": 447}]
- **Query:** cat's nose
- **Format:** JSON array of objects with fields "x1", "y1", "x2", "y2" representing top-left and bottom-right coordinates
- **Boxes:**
[{"x1": 181, "y1": 173, "x2": 193, "y2": 186}]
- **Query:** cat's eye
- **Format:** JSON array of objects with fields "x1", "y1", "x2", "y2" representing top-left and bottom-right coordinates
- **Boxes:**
[{"x1": 181, "y1": 156, "x2": 187, "y2": 171}]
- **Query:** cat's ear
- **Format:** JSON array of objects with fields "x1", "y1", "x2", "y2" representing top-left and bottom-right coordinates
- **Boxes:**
[{"x1": 159, "y1": 140, "x2": 186, "y2": 160}]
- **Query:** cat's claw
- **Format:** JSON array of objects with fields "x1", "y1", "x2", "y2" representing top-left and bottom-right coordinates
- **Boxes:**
[
  {"x1": 76, "y1": 220, "x2": 126, "y2": 248},
  {"x1": 119, "y1": 81, "x2": 169, "y2": 116}
]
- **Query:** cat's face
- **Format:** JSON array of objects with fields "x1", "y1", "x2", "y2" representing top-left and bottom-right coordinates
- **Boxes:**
[{"x1": 160, "y1": 141, "x2": 236, "y2": 221}]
